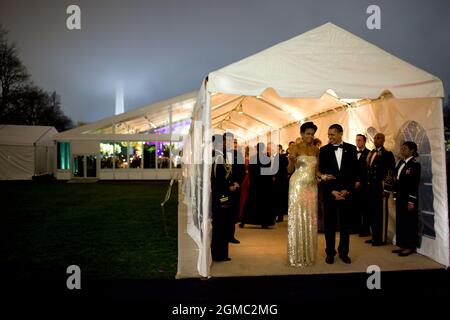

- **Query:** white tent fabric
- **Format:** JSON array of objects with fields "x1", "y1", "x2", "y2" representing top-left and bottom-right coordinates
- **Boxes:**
[
  {"x1": 208, "y1": 22, "x2": 444, "y2": 99},
  {"x1": 179, "y1": 22, "x2": 449, "y2": 278},
  {"x1": 0, "y1": 125, "x2": 57, "y2": 180}
]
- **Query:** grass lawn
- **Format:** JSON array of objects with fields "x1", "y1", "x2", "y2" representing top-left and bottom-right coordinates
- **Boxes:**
[{"x1": 0, "y1": 180, "x2": 178, "y2": 280}]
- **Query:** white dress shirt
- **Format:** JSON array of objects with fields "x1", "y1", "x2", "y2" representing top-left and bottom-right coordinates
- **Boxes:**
[
  {"x1": 397, "y1": 156, "x2": 413, "y2": 180},
  {"x1": 334, "y1": 144, "x2": 343, "y2": 170},
  {"x1": 369, "y1": 147, "x2": 382, "y2": 167},
  {"x1": 357, "y1": 147, "x2": 366, "y2": 160}
]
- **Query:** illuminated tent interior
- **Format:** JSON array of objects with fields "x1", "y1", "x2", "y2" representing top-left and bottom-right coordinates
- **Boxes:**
[
  {"x1": 53, "y1": 91, "x2": 196, "y2": 180},
  {"x1": 177, "y1": 22, "x2": 449, "y2": 279}
]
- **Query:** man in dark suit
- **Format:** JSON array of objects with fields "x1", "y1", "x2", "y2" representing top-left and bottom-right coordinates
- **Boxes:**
[
  {"x1": 353, "y1": 134, "x2": 371, "y2": 236},
  {"x1": 319, "y1": 124, "x2": 358, "y2": 264},
  {"x1": 271, "y1": 144, "x2": 289, "y2": 222},
  {"x1": 223, "y1": 133, "x2": 245, "y2": 244},
  {"x1": 365, "y1": 133, "x2": 395, "y2": 246}
]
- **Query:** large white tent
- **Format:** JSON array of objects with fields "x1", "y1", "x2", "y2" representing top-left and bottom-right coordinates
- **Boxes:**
[
  {"x1": 178, "y1": 22, "x2": 449, "y2": 278},
  {"x1": 0, "y1": 125, "x2": 57, "y2": 180},
  {"x1": 53, "y1": 91, "x2": 196, "y2": 180}
]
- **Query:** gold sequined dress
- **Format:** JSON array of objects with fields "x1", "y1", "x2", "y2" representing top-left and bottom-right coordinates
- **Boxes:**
[{"x1": 288, "y1": 155, "x2": 318, "y2": 266}]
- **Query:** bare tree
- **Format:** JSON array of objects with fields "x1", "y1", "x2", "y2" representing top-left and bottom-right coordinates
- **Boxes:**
[
  {"x1": 0, "y1": 25, "x2": 29, "y2": 117},
  {"x1": 0, "y1": 25, "x2": 73, "y2": 131}
]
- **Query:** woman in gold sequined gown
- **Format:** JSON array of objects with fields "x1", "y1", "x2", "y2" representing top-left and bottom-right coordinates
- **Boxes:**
[{"x1": 287, "y1": 122, "x2": 331, "y2": 266}]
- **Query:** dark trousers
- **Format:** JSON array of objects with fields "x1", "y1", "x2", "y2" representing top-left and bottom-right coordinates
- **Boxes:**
[
  {"x1": 228, "y1": 193, "x2": 240, "y2": 241},
  {"x1": 395, "y1": 196, "x2": 419, "y2": 249},
  {"x1": 368, "y1": 185, "x2": 389, "y2": 244},
  {"x1": 352, "y1": 187, "x2": 370, "y2": 235},
  {"x1": 211, "y1": 207, "x2": 230, "y2": 260},
  {"x1": 324, "y1": 197, "x2": 350, "y2": 257}
]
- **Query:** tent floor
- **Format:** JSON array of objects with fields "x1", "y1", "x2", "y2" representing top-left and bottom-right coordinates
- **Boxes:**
[{"x1": 211, "y1": 220, "x2": 444, "y2": 277}]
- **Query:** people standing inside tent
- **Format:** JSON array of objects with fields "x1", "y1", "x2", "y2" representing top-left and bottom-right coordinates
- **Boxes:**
[
  {"x1": 287, "y1": 122, "x2": 320, "y2": 266},
  {"x1": 319, "y1": 124, "x2": 357, "y2": 265},
  {"x1": 392, "y1": 142, "x2": 421, "y2": 257},
  {"x1": 365, "y1": 133, "x2": 395, "y2": 246},
  {"x1": 240, "y1": 142, "x2": 275, "y2": 229},
  {"x1": 210, "y1": 134, "x2": 235, "y2": 262},
  {"x1": 272, "y1": 144, "x2": 289, "y2": 223},
  {"x1": 224, "y1": 133, "x2": 245, "y2": 244},
  {"x1": 352, "y1": 134, "x2": 371, "y2": 236}
]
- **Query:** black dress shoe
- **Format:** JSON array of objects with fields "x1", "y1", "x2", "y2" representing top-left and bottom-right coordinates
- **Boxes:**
[
  {"x1": 372, "y1": 242, "x2": 383, "y2": 246},
  {"x1": 398, "y1": 250, "x2": 415, "y2": 257},
  {"x1": 229, "y1": 238, "x2": 240, "y2": 244},
  {"x1": 325, "y1": 255, "x2": 334, "y2": 264},
  {"x1": 365, "y1": 239, "x2": 373, "y2": 244},
  {"x1": 339, "y1": 255, "x2": 352, "y2": 264},
  {"x1": 392, "y1": 249, "x2": 403, "y2": 253}
]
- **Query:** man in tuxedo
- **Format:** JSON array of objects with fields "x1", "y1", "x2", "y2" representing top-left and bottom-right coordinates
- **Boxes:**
[
  {"x1": 365, "y1": 133, "x2": 395, "y2": 246},
  {"x1": 270, "y1": 143, "x2": 289, "y2": 222},
  {"x1": 353, "y1": 134, "x2": 371, "y2": 236},
  {"x1": 223, "y1": 133, "x2": 245, "y2": 244},
  {"x1": 319, "y1": 124, "x2": 358, "y2": 264}
]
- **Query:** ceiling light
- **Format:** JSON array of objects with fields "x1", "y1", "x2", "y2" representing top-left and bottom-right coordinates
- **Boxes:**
[{"x1": 236, "y1": 103, "x2": 244, "y2": 114}]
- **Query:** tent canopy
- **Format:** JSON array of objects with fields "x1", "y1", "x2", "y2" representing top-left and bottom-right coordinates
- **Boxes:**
[
  {"x1": 211, "y1": 88, "x2": 348, "y2": 141},
  {"x1": 55, "y1": 91, "x2": 197, "y2": 140},
  {"x1": 208, "y1": 22, "x2": 444, "y2": 99},
  {"x1": 0, "y1": 125, "x2": 57, "y2": 146}
]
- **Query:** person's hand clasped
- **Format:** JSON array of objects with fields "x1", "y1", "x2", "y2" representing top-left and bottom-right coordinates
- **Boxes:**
[
  {"x1": 331, "y1": 190, "x2": 346, "y2": 201},
  {"x1": 321, "y1": 174, "x2": 336, "y2": 181},
  {"x1": 407, "y1": 201, "x2": 415, "y2": 211}
]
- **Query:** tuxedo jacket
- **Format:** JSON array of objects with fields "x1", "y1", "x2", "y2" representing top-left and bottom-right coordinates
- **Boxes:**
[
  {"x1": 319, "y1": 142, "x2": 358, "y2": 195},
  {"x1": 367, "y1": 147, "x2": 395, "y2": 191},
  {"x1": 356, "y1": 148, "x2": 371, "y2": 184},
  {"x1": 394, "y1": 158, "x2": 421, "y2": 206}
]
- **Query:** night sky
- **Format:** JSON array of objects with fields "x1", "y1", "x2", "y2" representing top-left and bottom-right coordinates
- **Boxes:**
[{"x1": 1, "y1": 0, "x2": 449, "y2": 123}]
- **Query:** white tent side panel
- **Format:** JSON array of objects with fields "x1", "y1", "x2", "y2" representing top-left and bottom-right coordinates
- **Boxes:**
[
  {"x1": 181, "y1": 83, "x2": 213, "y2": 278},
  {"x1": 0, "y1": 145, "x2": 35, "y2": 180}
]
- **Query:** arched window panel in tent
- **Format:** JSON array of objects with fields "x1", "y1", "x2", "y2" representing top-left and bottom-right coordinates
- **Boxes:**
[{"x1": 395, "y1": 120, "x2": 436, "y2": 239}]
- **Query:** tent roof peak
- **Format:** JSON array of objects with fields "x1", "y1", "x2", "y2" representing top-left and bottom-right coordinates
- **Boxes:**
[{"x1": 207, "y1": 22, "x2": 443, "y2": 99}]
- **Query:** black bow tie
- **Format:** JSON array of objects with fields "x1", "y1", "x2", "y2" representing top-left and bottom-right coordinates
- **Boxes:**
[
  {"x1": 357, "y1": 150, "x2": 362, "y2": 154},
  {"x1": 333, "y1": 144, "x2": 344, "y2": 150}
]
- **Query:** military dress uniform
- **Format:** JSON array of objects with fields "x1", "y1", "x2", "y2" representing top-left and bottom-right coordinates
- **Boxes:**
[
  {"x1": 393, "y1": 157, "x2": 421, "y2": 250},
  {"x1": 211, "y1": 150, "x2": 234, "y2": 261},
  {"x1": 366, "y1": 147, "x2": 395, "y2": 245}
]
